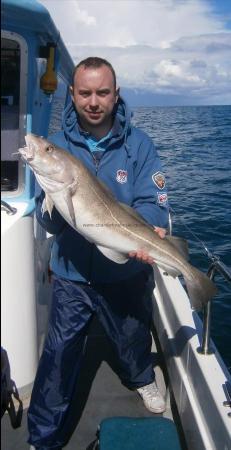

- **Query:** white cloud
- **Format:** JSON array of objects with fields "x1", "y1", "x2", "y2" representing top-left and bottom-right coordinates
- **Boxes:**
[
  {"x1": 74, "y1": 3, "x2": 97, "y2": 26},
  {"x1": 39, "y1": 0, "x2": 231, "y2": 104},
  {"x1": 41, "y1": 0, "x2": 225, "y2": 48}
]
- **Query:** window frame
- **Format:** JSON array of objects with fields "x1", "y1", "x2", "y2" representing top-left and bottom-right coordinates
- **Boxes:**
[{"x1": 1, "y1": 30, "x2": 28, "y2": 197}]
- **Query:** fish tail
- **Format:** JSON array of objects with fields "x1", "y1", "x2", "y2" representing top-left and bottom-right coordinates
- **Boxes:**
[{"x1": 184, "y1": 266, "x2": 218, "y2": 311}]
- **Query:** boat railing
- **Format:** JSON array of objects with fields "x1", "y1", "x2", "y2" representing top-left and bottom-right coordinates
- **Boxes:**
[
  {"x1": 1, "y1": 199, "x2": 17, "y2": 215},
  {"x1": 168, "y1": 211, "x2": 173, "y2": 236},
  {"x1": 168, "y1": 208, "x2": 231, "y2": 358},
  {"x1": 198, "y1": 253, "x2": 231, "y2": 355}
]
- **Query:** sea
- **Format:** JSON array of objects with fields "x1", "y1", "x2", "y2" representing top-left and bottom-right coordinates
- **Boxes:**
[{"x1": 49, "y1": 100, "x2": 231, "y2": 371}]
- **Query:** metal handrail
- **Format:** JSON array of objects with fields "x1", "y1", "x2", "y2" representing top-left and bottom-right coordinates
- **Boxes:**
[
  {"x1": 207, "y1": 255, "x2": 231, "y2": 283},
  {"x1": 168, "y1": 211, "x2": 173, "y2": 236},
  {"x1": 168, "y1": 208, "x2": 230, "y2": 357},
  {"x1": 1, "y1": 200, "x2": 17, "y2": 215},
  {"x1": 198, "y1": 256, "x2": 231, "y2": 355}
]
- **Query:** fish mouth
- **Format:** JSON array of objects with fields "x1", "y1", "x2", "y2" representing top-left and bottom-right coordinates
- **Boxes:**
[
  {"x1": 19, "y1": 134, "x2": 40, "y2": 161},
  {"x1": 18, "y1": 146, "x2": 34, "y2": 162}
]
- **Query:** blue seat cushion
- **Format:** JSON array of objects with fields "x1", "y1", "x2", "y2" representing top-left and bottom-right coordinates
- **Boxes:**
[{"x1": 99, "y1": 416, "x2": 181, "y2": 450}]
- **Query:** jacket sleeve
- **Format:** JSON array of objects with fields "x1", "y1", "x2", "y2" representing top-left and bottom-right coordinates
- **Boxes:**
[
  {"x1": 35, "y1": 190, "x2": 67, "y2": 235},
  {"x1": 132, "y1": 132, "x2": 169, "y2": 229}
]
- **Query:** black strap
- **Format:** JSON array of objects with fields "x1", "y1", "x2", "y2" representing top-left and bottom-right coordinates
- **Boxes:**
[
  {"x1": 85, "y1": 439, "x2": 99, "y2": 450},
  {"x1": 4, "y1": 381, "x2": 23, "y2": 429},
  {"x1": 1, "y1": 347, "x2": 23, "y2": 429}
]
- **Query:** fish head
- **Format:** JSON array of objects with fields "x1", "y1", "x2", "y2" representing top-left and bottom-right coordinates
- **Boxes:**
[{"x1": 19, "y1": 134, "x2": 75, "y2": 192}]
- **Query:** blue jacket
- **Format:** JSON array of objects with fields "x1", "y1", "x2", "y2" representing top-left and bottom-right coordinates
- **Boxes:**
[{"x1": 36, "y1": 97, "x2": 169, "y2": 283}]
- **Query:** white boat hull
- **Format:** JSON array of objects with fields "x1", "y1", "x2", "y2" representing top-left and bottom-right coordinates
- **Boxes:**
[
  {"x1": 1, "y1": 204, "x2": 52, "y2": 397},
  {"x1": 153, "y1": 266, "x2": 231, "y2": 450}
]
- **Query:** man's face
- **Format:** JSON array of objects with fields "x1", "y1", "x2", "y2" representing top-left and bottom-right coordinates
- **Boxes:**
[{"x1": 71, "y1": 65, "x2": 119, "y2": 133}]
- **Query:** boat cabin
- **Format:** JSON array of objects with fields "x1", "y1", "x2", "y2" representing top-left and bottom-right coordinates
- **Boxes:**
[
  {"x1": 1, "y1": 0, "x2": 74, "y2": 409},
  {"x1": 1, "y1": 0, "x2": 73, "y2": 202}
]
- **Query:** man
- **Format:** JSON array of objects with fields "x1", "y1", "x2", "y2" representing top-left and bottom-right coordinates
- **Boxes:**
[{"x1": 28, "y1": 57, "x2": 169, "y2": 450}]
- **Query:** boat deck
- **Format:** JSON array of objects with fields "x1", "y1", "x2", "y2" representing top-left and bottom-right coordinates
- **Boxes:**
[{"x1": 1, "y1": 317, "x2": 184, "y2": 450}]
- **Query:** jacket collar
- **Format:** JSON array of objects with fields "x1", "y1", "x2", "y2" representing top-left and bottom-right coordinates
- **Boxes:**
[{"x1": 62, "y1": 96, "x2": 131, "y2": 148}]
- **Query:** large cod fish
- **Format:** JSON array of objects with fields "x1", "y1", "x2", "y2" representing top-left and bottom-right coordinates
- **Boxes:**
[{"x1": 19, "y1": 134, "x2": 217, "y2": 311}]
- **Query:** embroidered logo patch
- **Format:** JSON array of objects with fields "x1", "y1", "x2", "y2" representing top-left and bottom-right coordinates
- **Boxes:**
[
  {"x1": 116, "y1": 169, "x2": 128, "y2": 184},
  {"x1": 157, "y1": 192, "x2": 168, "y2": 205},
  {"x1": 152, "y1": 172, "x2": 166, "y2": 190}
]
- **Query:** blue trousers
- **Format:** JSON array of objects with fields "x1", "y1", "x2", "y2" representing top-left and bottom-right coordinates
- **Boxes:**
[{"x1": 28, "y1": 270, "x2": 155, "y2": 449}]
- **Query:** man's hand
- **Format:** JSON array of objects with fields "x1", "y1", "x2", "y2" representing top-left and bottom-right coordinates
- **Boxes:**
[
  {"x1": 128, "y1": 227, "x2": 167, "y2": 264},
  {"x1": 154, "y1": 227, "x2": 167, "y2": 239}
]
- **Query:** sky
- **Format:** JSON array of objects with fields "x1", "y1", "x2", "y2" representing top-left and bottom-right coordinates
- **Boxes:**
[{"x1": 39, "y1": 0, "x2": 231, "y2": 106}]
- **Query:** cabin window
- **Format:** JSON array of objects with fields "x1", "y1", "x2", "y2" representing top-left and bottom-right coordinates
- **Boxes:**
[{"x1": 1, "y1": 34, "x2": 27, "y2": 195}]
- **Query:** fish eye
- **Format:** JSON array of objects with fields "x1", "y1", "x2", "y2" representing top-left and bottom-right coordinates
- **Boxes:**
[{"x1": 46, "y1": 145, "x2": 54, "y2": 153}]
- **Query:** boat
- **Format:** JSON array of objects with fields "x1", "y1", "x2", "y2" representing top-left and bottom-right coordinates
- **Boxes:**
[{"x1": 1, "y1": 1, "x2": 231, "y2": 449}]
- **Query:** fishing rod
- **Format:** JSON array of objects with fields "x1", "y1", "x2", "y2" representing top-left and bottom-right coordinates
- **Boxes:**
[
  {"x1": 169, "y1": 206, "x2": 213, "y2": 258},
  {"x1": 169, "y1": 206, "x2": 231, "y2": 284},
  {"x1": 169, "y1": 206, "x2": 230, "y2": 356}
]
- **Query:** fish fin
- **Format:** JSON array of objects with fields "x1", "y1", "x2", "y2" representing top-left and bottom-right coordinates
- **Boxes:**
[
  {"x1": 165, "y1": 236, "x2": 189, "y2": 261},
  {"x1": 96, "y1": 245, "x2": 129, "y2": 264},
  {"x1": 41, "y1": 198, "x2": 47, "y2": 216},
  {"x1": 184, "y1": 266, "x2": 218, "y2": 311},
  {"x1": 69, "y1": 178, "x2": 78, "y2": 196},
  {"x1": 46, "y1": 194, "x2": 54, "y2": 218},
  {"x1": 41, "y1": 195, "x2": 54, "y2": 218},
  {"x1": 63, "y1": 188, "x2": 77, "y2": 228},
  {"x1": 156, "y1": 262, "x2": 181, "y2": 277}
]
